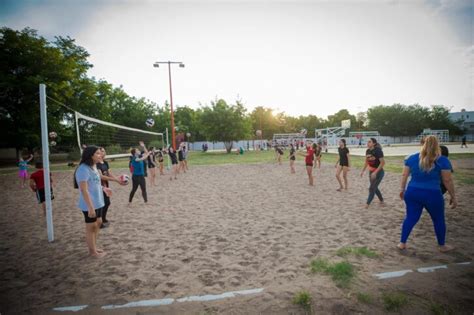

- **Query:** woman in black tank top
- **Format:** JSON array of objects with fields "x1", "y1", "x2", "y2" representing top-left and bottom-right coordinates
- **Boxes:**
[
  {"x1": 147, "y1": 147, "x2": 157, "y2": 186},
  {"x1": 289, "y1": 143, "x2": 296, "y2": 174}
]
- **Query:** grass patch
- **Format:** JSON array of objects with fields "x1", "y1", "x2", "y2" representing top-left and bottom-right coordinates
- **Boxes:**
[
  {"x1": 382, "y1": 292, "x2": 408, "y2": 312},
  {"x1": 310, "y1": 258, "x2": 355, "y2": 288},
  {"x1": 336, "y1": 246, "x2": 379, "y2": 258},
  {"x1": 356, "y1": 292, "x2": 373, "y2": 305},
  {"x1": 310, "y1": 258, "x2": 331, "y2": 273},
  {"x1": 429, "y1": 302, "x2": 454, "y2": 315},
  {"x1": 293, "y1": 290, "x2": 312, "y2": 312}
]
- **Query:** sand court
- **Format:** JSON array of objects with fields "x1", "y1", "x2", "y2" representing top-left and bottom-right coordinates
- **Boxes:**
[{"x1": 0, "y1": 159, "x2": 473, "y2": 314}]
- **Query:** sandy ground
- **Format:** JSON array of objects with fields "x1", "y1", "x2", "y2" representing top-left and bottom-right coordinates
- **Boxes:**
[{"x1": 0, "y1": 158, "x2": 473, "y2": 314}]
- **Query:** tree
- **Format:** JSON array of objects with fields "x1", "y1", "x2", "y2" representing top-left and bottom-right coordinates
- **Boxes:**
[
  {"x1": 199, "y1": 99, "x2": 251, "y2": 153},
  {"x1": 0, "y1": 27, "x2": 90, "y2": 155}
]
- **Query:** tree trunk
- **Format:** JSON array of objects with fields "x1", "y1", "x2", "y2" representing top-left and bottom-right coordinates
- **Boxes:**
[{"x1": 224, "y1": 141, "x2": 233, "y2": 154}]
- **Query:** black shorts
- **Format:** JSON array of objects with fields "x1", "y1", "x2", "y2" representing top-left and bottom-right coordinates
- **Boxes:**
[
  {"x1": 82, "y1": 208, "x2": 103, "y2": 223},
  {"x1": 339, "y1": 162, "x2": 349, "y2": 167},
  {"x1": 148, "y1": 164, "x2": 156, "y2": 169},
  {"x1": 171, "y1": 160, "x2": 178, "y2": 165},
  {"x1": 36, "y1": 188, "x2": 54, "y2": 204}
]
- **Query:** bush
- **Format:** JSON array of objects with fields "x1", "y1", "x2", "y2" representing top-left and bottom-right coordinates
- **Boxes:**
[
  {"x1": 149, "y1": 140, "x2": 164, "y2": 149},
  {"x1": 67, "y1": 147, "x2": 81, "y2": 161},
  {"x1": 293, "y1": 290, "x2": 312, "y2": 311},
  {"x1": 105, "y1": 144, "x2": 122, "y2": 155},
  {"x1": 382, "y1": 292, "x2": 408, "y2": 311}
]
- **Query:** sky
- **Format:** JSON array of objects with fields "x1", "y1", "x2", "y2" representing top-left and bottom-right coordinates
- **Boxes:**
[{"x1": 1, "y1": 0, "x2": 473, "y2": 119}]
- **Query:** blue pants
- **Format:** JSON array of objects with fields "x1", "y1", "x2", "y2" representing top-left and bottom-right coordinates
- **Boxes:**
[
  {"x1": 401, "y1": 187, "x2": 446, "y2": 245},
  {"x1": 367, "y1": 169, "x2": 384, "y2": 205}
]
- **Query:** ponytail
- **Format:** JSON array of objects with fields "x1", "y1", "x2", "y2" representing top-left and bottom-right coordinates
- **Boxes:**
[{"x1": 419, "y1": 135, "x2": 440, "y2": 172}]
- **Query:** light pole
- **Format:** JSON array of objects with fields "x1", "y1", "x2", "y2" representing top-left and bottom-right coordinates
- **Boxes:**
[{"x1": 153, "y1": 61, "x2": 185, "y2": 150}]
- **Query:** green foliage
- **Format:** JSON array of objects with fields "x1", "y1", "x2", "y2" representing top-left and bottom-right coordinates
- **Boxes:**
[
  {"x1": 104, "y1": 144, "x2": 122, "y2": 155},
  {"x1": 293, "y1": 290, "x2": 312, "y2": 311},
  {"x1": 336, "y1": 247, "x2": 379, "y2": 258},
  {"x1": 67, "y1": 147, "x2": 81, "y2": 161},
  {"x1": 310, "y1": 258, "x2": 355, "y2": 288},
  {"x1": 329, "y1": 261, "x2": 355, "y2": 288},
  {"x1": 367, "y1": 104, "x2": 462, "y2": 137},
  {"x1": 382, "y1": 292, "x2": 408, "y2": 312},
  {"x1": 199, "y1": 99, "x2": 251, "y2": 153},
  {"x1": 310, "y1": 258, "x2": 331, "y2": 273},
  {"x1": 429, "y1": 301, "x2": 454, "y2": 315},
  {"x1": 148, "y1": 140, "x2": 164, "y2": 150},
  {"x1": 356, "y1": 292, "x2": 373, "y2": 304}
]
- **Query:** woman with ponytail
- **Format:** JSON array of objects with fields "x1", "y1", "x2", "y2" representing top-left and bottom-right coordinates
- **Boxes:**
[{"x1": 399, "y1": 136, "x2": 457, "y2": 252}]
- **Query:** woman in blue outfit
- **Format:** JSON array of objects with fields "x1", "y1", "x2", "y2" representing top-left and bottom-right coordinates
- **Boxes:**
[
  {"x1": 74, "y1": 146, "x2": 111, "y2": 258},
  {"x1": 398, "y1": 136, "x2": 457, "y2": 252},
  {"x1": 129, "y1": 141, "x2": 150, "y2": 204}
]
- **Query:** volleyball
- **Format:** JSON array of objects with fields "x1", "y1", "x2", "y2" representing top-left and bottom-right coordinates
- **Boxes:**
[
  {"x1": 119, "y1": 174, "x2": 130, "y2": 184},
  {"x1": 50, "y1": 141, "x2": 57, "y2": 146},
  {"x1": 186, "y1": 132, "x2": 191, "y2": 137},
  {"x1": 300, "y1": 128, "x2": 307, "y2": 136},
  {"x1": 146, "y1": 118, "x2": 155, "y2": 127},
  {"x1": 256, "y1": 130, "x2": 262, "y2": 137},
  {"x1": 49, "y1": 131, "x2": 57, "y2": 139}
]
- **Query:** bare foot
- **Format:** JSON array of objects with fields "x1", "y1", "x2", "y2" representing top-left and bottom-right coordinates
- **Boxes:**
[
  {"x1": 336, "y1": 188, "x2": 342, "y2": 192},
  {"x1": 90, "y1": 252, "x2": 106, "y2": 258},
  {"x1": 439, "y1": 245, "x2": 454, "y2": 253},
  {"x1": 397, "y1": 243, "x2": 407, "y2": 250},
  {"x1": 96, "y1": 248, "x2": 104, "y2": 253},
  {"x1": 364, "y1": 204, "x2": 370, "y2": 209}
]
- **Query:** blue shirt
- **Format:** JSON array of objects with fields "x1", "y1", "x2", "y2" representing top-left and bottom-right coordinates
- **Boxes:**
[
  {"x1": 405, "y1": 153, "x2": 452, "y2": 191},
  {"x1": 18, "y1": 161, "x2": 28, "y2": 170},
  {"x1": 131, "y1": 156, "x2": 145, "y2": 176},
  {"x1": 75, "y1": 164, "x2": 104, "y2": 211}
]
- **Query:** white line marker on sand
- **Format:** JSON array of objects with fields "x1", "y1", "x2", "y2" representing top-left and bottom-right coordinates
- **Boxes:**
[
  {"x1": 53, "y1": 305, "x2": 88, "y2": 312},
  {"x1": 373, "y1": 261, "x2": 472, "y2": 280},
  {"x1": 373, "y1": 270, "x2": 413, "y2": 280},
  {"x1": 177, "y1": 288, "x2": 264, "y2": 303},
  {"x1": 99, "y1": 288, "x2": 264, "y2": 310},
  {"x1": 417, "y1": 265, "x2": 448, "y2": 273},
  {"x1": 102, "y1": 298, "x2": 174, "y2": 310}
]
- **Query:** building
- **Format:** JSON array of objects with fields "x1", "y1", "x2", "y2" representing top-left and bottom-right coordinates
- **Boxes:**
[{"x1": 449, "y1": 109, "x2": 474, "y2": 139}]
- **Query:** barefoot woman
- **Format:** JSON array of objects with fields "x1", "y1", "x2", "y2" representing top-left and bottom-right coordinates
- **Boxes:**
[
  {"x1": 74, "y1": 146, "x2": 107, "y2": 258},
  {"x1": 335, "y1": 139, "x2": 350, "y2": 191}
]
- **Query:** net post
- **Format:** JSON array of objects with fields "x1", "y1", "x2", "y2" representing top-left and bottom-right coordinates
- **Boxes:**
[
  {"x1": 75, "y1": 111, "x2": 82, "y2": 154},
  {"x1": 165, "y1": 128, "x2": 170, "y2": 170},
  {"x1": 39, "y1": 84, "x2": 54, "y2": 242}
]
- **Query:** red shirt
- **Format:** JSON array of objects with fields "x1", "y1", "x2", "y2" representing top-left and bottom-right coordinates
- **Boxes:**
[
  {"x1": 30, "y1": 170, "x2": 52, "y2": 190},
  {"x1": 305, "y1": 148, "x2": 314, "y2": 164}
]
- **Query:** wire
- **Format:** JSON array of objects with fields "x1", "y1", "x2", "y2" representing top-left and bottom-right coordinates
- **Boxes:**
[{"x1": 46, "y1": 96, "x2": 78, "y2": 113}]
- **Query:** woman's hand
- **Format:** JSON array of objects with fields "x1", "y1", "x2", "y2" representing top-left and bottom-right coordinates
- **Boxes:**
[
  {"x1": 360, "y1": 170, "x2": 365, "y2": 178},
  {"x1": 103, "y1": 187, "x2": 113, "y2": 197},
  {"x1": 88, "y1": 209, "x2": 96, "y2": 218},
  {"x1": 370, "y1": 172, "x2": 377, "y2": 181},
  {"x1": 399, "y1": 190, "x2": 405, "y2": 200},
  {"x1": 450, "y1": 197, "x2": 457, "y2": 209}
]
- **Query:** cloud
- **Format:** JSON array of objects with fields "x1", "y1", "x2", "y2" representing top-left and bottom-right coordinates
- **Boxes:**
[{"x1": 1, "y1": 0, "x2": 472, "y2": 116}]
